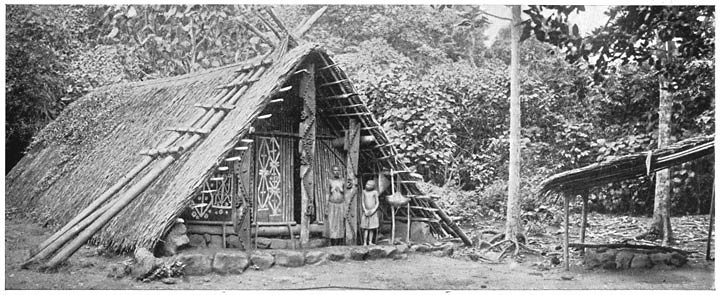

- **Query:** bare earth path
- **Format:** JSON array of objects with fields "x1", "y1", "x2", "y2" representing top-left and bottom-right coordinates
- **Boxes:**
[{"x1": 4, "y1": 216, "x2": 714, "y2": 290}]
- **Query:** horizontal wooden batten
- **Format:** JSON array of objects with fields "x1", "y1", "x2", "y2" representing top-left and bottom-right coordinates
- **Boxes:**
[
  {"x1": 382, "y1": 216, "x2": 440, "y2": 223},
  {"x1": 215, "y1": 78, "x2": 260, "y2": 89},
  {"x1": 257, "y1": 114, "x2": 273, "y2": 120},
  {"x1": 319, "y1": 93, "x2": 357, "y2": 100},
  {"x1": 138, "y1": 146, "x2": 184, "y2": 157},
  {"x1": 165, "y1": 127, "x2": 210, "y2": 135},
  {"x1": 193, "y1": 103, "x2": 235, "y2": 111},
  {"x1": 209, "y1": 177, "x2": 224, "y2": 182},
  {"x1": 327, "y1": 112, "x2": 372, "y2": 118},
  {"x1": 319, "y1": 79, "x2": 349, "y2": 88},
  {"x1": 201, "y1": 189, "x2": 216, "y2": 194},
  {"x1": 323, "y1": 103, "x2": 365, "y2": 111},
  {"x1": 225, "y1": 156, "x2": 242, "y2": 162},
  {"x1": 269, "y1": 98, "x2": 284, "y2": 104},
  {"x1": 278, "y1": 86, "x2": 293, "y2": 93},
  {"x1": 186, "y1": 223, "x2": 324, "y2": 236},
  {"x1": 319, "y1": 63, "x2": 340, "y2": 70},
  {"x1": 234, "y1": 146, "x2": 249, "y2": 151},
  {"x1": 217, "y1": 166, "x2": 229, "y2": 172}
]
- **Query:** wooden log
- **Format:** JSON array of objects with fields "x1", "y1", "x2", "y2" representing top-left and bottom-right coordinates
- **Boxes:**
[
  {"x1": 292, "y1": 6, "x2": 328, "y2": 38},
  {"x1": 187, "y1": 223, "x2": 325, "y2": 236},
  {"x1": 568, "y1": 243, "x2": 691, "y2": 255},
  {"x1": 427, "y1": 198, "x2": 472, "y2": 246},
  {"x1": 298, "y1": 63, "x2": 316, "y2": 247},
  {"x1": 264, "y1": 7, "x2": 297, "y2": 43}
]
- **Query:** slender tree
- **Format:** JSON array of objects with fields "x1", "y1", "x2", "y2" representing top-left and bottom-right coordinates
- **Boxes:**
[{"x1": 505, "y1": 5, "x2": 523, "y2": 244}]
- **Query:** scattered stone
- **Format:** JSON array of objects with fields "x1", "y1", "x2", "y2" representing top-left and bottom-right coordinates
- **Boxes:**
[
  {"x1": 630, "y1": 254, "x2": 652, "y2": 269},
  {"x1": 175, "y1": 253, "x2": 212, "y2": 276},
  {"x1": 395, "y1": 243, "x2": 409, "y2": 254},
  {"x1": 305, "y1": 251, "x2": 328, "y2": 265},
  {"x1": 161, "y1": 277, "x2": 179, "y2": 285},
  {"x1": 583, "y1": 249, "x2": 603, "y2": 269},
  {"x1": 368, "y1": 245, "x2": 397, "y2": 260},
  {"x1": 188, "y1": 234, "x2": 206, "y2": 248},
  {"x1": 212, "y1": 252, "x2": 249, "y2": 274},
  {"x1": 560, "y1": 275, "x2": 574, "y2": 280},
  {"x1": 255, "y1": 237, "x2": 272, "y2": 249},
  {"x1": 615, "y1": 251, "x2": 634, "y2": 269},
  {"x1": 133, "y1": 248, "x2": 164, "y2": 277},
  {"x1": 208, "y1": 235, "x2": 224, "y2": 249},
  {"x1": 649, "y1": 252, "x2": 672, "y2": 266},
  {"x1": 326, "y1": 247, "x2": 349, "y2": 261},
  {"x1": 410, "y1": 244, "x2": 431, "y2": 253},
  {"x1": 162, "y1": 223, "x2": 190, "y2": 256},
  {"x1": 669, "y1": 252, "x2": 688, "y2": 267},
  {"x1": 107, "y1": 263, "x2": 131, "y2": 279},
  {"x1": 430, "y1": 250, "x2": 448, "y2": 257},
  {"x1": 274, "y1": 250, "x2": 305, "y2": 267},
  {"x1": 226, "y1": 235, "x2": 240, "y2": 249},
  {"x1": 308, "y1": 239, "x2": 328, "y2": 248},
  {"x1": 441, "y1": 243, "x2": 455, "y2": 257},
  {"x1": 349, "y1": 247, "x2": 369, "y2": 260},
  {"x1": 250, "y1": 251, "x2": 274, "y2": 270},
  {"x1": 393, "y1": 253, "x2": 408, "y2": 260}
]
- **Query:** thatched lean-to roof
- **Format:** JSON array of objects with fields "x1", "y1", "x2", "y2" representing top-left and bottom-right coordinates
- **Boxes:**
[
  {"x1": 538, "y1": 134, "x2": 715, "y2": 197},
  {"x1": 7, "y1": 42, "x2": 468, "y2": 252}
]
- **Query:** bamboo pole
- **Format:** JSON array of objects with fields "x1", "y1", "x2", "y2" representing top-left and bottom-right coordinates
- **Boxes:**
[{"x1": 406, "y1": 200, "x2": 411, "y2": 243}]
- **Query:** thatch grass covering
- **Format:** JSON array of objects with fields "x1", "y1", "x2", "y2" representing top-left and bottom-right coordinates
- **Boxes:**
[
  {"x1": 6, "y1": 41, "x2": 467, "y2": 252},
  {"x1": 6, "y1": 43, "x2": 322, "y2": 252},
  {"x1": 538, "y1": 134, "x2": 714, "y2": 197}
]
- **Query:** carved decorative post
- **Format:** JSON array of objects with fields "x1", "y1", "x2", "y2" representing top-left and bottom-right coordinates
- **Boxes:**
[
  {"x1": 298, "y1": 64, "x2": 316, "y2": 247},
  {"x1": 344, "y1": 119, "x2": 361, "y2": 245}
]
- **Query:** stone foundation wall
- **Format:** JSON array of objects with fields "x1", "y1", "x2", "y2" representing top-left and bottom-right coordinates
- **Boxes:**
[{"x1": 583, "y1": 247, "x2": 688, "y2": 270}]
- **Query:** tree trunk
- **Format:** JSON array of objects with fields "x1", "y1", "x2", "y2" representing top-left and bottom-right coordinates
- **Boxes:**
[
  {"x1": 650, "y1": 40, "x2": 676, "y2": 246},
  {"x1": 505, "y1": 5, "x2": 523, "y2": 242}
]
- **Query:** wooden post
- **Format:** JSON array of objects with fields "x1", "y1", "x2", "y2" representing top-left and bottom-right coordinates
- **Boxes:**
[
  {"x1": 344, "y1": 119, "x2": 361, "y2": 245},
  {"x1": 406, "y1": 202, "x2": 411, "y2": 243},
  {"x1": 298, "y1": 63, "x2": 316, "y2": 247},
  {"x1": 707, "y1": 184, "x2": 714, "y2": 260},
  {"x1": 564, "y1": 193, "x2": 570, "y2": 271},
  {"x1": 580, "y1": 194, "x2": 588, "y2": 256}
]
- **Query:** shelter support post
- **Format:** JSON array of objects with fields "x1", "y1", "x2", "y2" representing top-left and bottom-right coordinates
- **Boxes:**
[
  {"x1": 564, "y1": 193, "x2": 570, "y2": 271},
  {"x1": 580, "y1": 192, "x2": 588, "y2": 256},
  {"x1": 344, "y1": 119, "x2": 361, "y2": 245},
  {"x1": 707, "y1": 184, "x2": 714, "y2": 260},
  {"x1": 298, "y1": 63, "x2": 316, "y2": 247}
]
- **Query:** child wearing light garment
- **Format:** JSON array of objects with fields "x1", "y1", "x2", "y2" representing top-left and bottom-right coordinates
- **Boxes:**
[{"x1": 360, "y1": 180, "x2": 379, "y2": 245}]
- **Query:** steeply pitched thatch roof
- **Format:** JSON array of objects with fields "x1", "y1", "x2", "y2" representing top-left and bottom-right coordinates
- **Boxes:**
[
  {"x1": 7, "y1": 43, "x2": 468, "y2": 252},
  {"x1": 538, "y1": 134, "x2": 714, "y2": 197}
]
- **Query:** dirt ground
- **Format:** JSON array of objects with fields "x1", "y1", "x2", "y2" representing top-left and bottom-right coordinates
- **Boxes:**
[{"x1": 4, "y1": 215, "x2": 715, "y2": 290}]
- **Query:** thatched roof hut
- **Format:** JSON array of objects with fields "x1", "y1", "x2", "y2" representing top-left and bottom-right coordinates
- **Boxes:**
[{"x1": 7, "y1": 43, "x2": 468, "y2": 254}]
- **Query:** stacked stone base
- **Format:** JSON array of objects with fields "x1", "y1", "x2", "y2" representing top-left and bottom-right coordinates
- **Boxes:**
[{"x1": 583, "y1": 247, "x2": 688, "y2": 270}]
